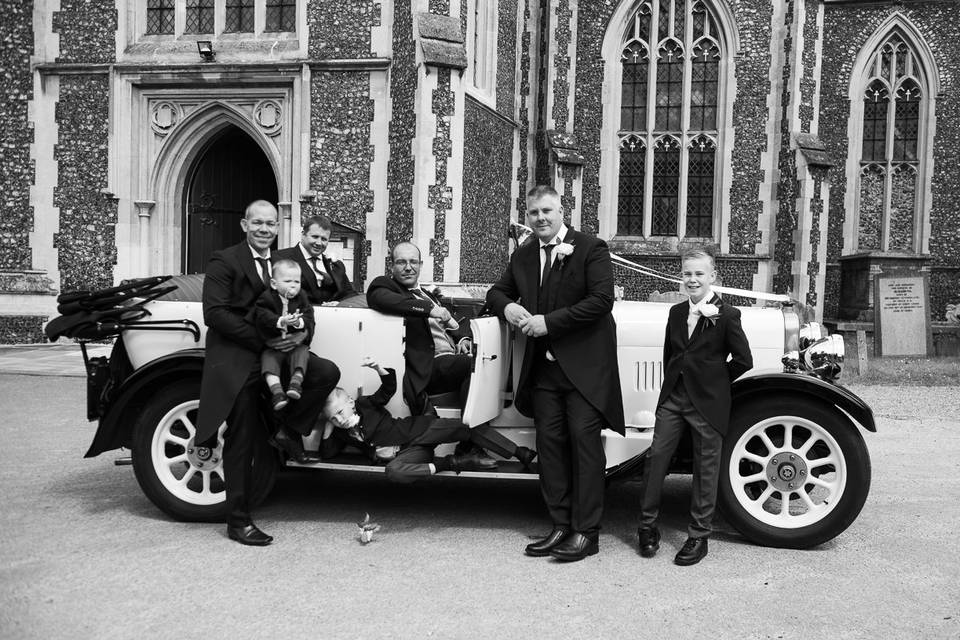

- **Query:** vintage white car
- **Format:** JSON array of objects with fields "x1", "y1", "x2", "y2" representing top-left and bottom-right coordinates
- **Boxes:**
[{"x1": 60, "y1": 274, "x2": 872, "y2": 549}]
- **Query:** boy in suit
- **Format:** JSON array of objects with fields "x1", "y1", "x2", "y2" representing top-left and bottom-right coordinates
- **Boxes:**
[
  {"x1": 637, "y1": 248, "x2": 752, "y2": 565},
  {"x1": 252, "y1": 259, "x2": 315, "y2": 411},
  {"x1": 320, "y1": 358, "x2": 536, "y2": 483}
]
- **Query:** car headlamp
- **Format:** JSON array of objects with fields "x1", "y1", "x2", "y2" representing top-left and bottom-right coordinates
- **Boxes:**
[{"x1": 801, "y1": 334, "x2": 845, "y2": 381}]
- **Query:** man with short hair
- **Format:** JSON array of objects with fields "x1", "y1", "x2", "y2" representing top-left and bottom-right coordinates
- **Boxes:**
[
  {"x1": 195, "y1": 200, "x2": 341, "y2": 546},
  {"x1": 274, "y1": 215, "x2": 356, "y2": 305},
  {"x1": 487, "y1": 185, "x2": 625, "y2": 561},
  {"x1": 367, "y1": 242, "x2": 474, "y2": 417}
]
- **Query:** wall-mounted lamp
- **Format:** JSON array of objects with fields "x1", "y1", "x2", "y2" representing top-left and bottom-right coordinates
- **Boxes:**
[{"x1": 197, "y1": 40, "x2": 215, "y2": 62}]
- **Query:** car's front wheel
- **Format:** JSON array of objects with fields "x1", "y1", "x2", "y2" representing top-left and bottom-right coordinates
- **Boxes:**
[
  {"x1": 719, "y1": 395, "x2": 871, "y2": 548},
  {"x1": 131, "y1": 379, "x2": 277, "y2": 522}
]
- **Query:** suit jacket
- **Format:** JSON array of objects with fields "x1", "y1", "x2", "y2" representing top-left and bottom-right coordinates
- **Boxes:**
[
  {"x1": 367, "y1": 275, "x2": 470, "y2": 412},
  {"x1": 658, "y1": 293, "x2": 753, "y2": 435},
  {"x1": 273, "y1": 245, "x2": 356, "y2": 304},
  {"x1": 251, "y1": 288, "x2": 316, "y2": 344},
  {"x1": 320, "y1": 369, "x2": 433, "y2": 457},
  {"x1": 196, "y1": 241, "x2": 270, "y2": 444},
  {"x1": 486, "y1": 229, "x2": 626, "y2": 435}
]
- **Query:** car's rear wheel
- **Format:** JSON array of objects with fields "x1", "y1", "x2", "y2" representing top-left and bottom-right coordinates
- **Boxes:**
[
  {"x1": 131, "y1": 378, "x2": 277, "y2": 522},
  {"x1": 719, "y1": 395, "x2": 871, "y2": 548}
]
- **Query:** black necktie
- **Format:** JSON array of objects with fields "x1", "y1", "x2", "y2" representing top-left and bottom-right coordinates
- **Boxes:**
[
  {"x1": 540, "y1": 244, "x2": 554, "y2": 288},
  {"x1": 310, "y1": 256, "x2": 330, "y2": 284},
  {"x1": 254, "y1": 257, "x2": 270, "y2": 288}
]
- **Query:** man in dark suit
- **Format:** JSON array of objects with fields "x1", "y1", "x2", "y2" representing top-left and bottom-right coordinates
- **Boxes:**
[
  {"x1": 487, "y1": 185, "x2": 625, "y2": 561},
  {"x1": 195, "y1": 200, "x2": 341, "y2": 546},
  {"x1": 367, "y1": 242, "x2": 475, "y2": 417},
  {"x1": 274, "y1": 215, "x2": 356, "y2": 305},
  {"x1": 637, "y1": 248, "x2": 752, "y2": 565}
]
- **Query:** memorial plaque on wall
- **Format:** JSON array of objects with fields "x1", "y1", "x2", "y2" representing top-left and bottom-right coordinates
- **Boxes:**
[{"x1": 874, "y1": 275, "x2": 932, "y2": 357}]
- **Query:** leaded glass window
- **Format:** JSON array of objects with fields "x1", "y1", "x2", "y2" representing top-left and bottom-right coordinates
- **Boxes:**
[
  {"x1": 616, "y1": 0, "x2": 722, "y2": 238},
  {"x1": 265, "y1": 0, "x2": 296, "y2": 32},
  {"x1": 146, "y1": 0, "x2": 175, "y2": 34},
  {"x1": 185, "y1": 0, "x2": 214, "y2": 34},
  {"x1": 857, "y1": 33, "x2": 923, "y2": 253},
  {"x1": 225, "y1": 0, "x2": 254, "y2": 33}
]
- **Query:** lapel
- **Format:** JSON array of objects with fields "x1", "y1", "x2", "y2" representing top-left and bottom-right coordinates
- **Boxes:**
[
  {"x1": 545, "y1": 229, "x2": 576, "y2": 311},
  {"x1": 238, "y1": 242, "x2": 265, "y2": 292},
  {"x1": 521, "y1": 240, "x2": 541, "y2": 310},
  {"x1": 688, "y1": 293, "x2": 722, "y2": 346}
]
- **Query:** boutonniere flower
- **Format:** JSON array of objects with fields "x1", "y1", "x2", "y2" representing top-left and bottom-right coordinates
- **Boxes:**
[
  {"x1": 700, "y1": 303, "x2": 720, "y2": 326},
  {"x1": 554, "y1": 242, "x2": 575, "y2": 264},
  {"x1": 324, "y1": 250, "x2": 339, "y2": 263}
]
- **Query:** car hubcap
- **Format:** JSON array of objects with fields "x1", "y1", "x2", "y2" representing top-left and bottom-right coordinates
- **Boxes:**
[
  {"x1": 729, "y1": 415, "x2": 847, "y2": 529},
  {"x1": 151, "y1": 400, "x2": 227, "y2": 506}
]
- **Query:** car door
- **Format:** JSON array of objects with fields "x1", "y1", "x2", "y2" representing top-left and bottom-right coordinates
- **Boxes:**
[{"x1": 461, "y1": 316, "x2": 508, "y2": 427}]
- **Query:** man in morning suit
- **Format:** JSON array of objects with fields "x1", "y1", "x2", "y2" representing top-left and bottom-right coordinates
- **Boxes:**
[
  {"x1": 367, "y1": 243, "x2": 476, "y2": 416},
  {"x1": 487, "y1": 185, "x2": 626, "y2": 562},
  {"x1": 637, "y1": 248, "x2": 752, "y2": 565},
  {"x1": 273, "y1": 215, "x2": 356, "y2": 305},
  {"x1": 195, "y1": 200, "x2": 341, "y2": 546}
]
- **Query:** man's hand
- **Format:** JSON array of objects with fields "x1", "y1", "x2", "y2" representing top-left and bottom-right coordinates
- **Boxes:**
[
  {"x1": 504, "y1": 302, "x2": 532, "y2": 327},
  {"x1": 429, "y1": 305, "x2": 453, "y2": 323},
  {"x1": 518, "y1": 314, "x2": 548, "y2": 337},
  {"x1": 266, "y1": 329, "x2": 307, "y2": 352},
  {"x1": 456, "y1": 337, "x2": 473, "y2": 355}
]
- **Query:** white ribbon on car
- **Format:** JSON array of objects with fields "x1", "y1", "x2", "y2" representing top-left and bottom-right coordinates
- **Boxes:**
[{"x1": 508, "y1": 221, "x2": 791, "y2": 304}]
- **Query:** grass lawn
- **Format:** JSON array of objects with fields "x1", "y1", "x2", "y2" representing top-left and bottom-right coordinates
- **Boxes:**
[{"x1": 844, "y1": 355, "x2": 960, "y2": 386}]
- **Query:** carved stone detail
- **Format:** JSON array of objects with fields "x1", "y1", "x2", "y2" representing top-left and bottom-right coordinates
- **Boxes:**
[
  {"x1": 150, "y1": 101, "x2": 182, "y2": 135},
  {"x1": 254, "y1": 99, "x2": 283, "y2": 136}
]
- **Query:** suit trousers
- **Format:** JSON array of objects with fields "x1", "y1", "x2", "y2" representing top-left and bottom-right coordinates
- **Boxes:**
[
  {"x1": 532, "y1": 359, "x2": 606, "y2": 534},
  {"x1": 639, "y1": 380, "x2": 722, "y2": 538},
  {"x1": 260, "y1": 344, "x2": 310, "y2": 379},
  {"x1": 428, "y1": 353, "x2": 472, "y2": 409},
  {"x1": 384, "y1": 419, "x2": 517, "y2": 483},
  {"x1": 221, "y1": 352, "x2": 339, "y2": 526}
]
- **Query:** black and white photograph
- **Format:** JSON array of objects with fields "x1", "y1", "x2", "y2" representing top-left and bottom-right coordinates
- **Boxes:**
[{"x1": 1, "y1": 0, "x2": 959, "y2": 637}]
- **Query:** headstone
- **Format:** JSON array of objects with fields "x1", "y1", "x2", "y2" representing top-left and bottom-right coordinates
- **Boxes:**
[{"x1": 874, "y1": 275, "x2": 931, "y2": 356}]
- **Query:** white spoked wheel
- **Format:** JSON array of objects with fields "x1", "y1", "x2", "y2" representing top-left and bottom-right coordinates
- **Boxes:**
[
  {"x1": 719, "y1": 396, "x2": 871, "y2": 548},
  {"x1": 132, "y1": 378, "x2": 277, "y2": 522},
  {"x1": 150, "y1": 399, "x2": 226, "y2": 507},
  {"x1": 728, "y1": 415, "x2": 846, "y2": 529}
]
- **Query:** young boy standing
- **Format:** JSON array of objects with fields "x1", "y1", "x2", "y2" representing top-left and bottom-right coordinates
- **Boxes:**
[{"x1": 638, "y1": 248, "x2": 753, "y2": 565}]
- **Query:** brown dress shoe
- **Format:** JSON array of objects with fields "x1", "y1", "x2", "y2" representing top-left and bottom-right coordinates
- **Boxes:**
[
  {"x1": 524, "y1": 527, "x2": 570, "y2": 557},
  {"x1": 550, "y1": 532, "x2": 599, "y2": 562}
]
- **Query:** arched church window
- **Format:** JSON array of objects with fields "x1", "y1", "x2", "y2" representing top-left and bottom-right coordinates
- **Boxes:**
[
  {"x1": 616, "y1": 0, "x2": 723, "y2": 239},
  {"x1": 855, "y1": 33, "x2": 925, "y2": 253}
]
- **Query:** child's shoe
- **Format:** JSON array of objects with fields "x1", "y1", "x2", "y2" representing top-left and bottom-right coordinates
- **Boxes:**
[
  {"x1": 287, "y1": 370, "x2": 304, "y2": 400},
  {"x1": 269, "y1": 383, "x2": 288, "y2": 410}
]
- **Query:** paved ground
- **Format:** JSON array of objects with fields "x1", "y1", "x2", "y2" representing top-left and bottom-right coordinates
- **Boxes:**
[{"x1": 0, "y1": 358, "x2": 958, "y2": 639}]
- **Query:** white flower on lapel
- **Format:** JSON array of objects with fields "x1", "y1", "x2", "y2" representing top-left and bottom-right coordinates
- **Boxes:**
[
  {"x1": 700, "y1": 302, "x2": 720, "y2": 326},
  {"x1": 554, "y1": 242, "x2": 575, "y2": 264},
  {"x1": 324, "y1": 250, "x2": 340, "y2": 262}
]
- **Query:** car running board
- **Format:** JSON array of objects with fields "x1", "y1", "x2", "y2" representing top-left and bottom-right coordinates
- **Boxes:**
[{"x1": 284, "y1": 459, "x2": 540, "y2": 480}]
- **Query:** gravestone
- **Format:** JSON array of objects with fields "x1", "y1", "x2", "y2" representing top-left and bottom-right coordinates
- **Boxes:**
[{"x1": 874, "y1": 275, "x2": 932, "y2": 356}]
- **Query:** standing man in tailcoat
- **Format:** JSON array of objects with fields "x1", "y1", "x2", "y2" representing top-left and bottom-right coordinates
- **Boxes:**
[
  {"x1": 195, "y1": 200, "x2": 340, "y2": 546},
  {"x1": 487, "y1": 185, "x2": 625, "y2": 561}
]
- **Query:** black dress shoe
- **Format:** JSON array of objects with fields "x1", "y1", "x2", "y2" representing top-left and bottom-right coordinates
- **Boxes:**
[
  {"x1": 638, "y1": 525, "x2": 660, "y2": 558},
  {"x1": 524, "y1": 527, "x2": 571, "y2": 557},
  {"x1": 550, "y1": 532, "x2": 599, "y2": 562},
  {"x1": 227, "y1": 523, "x2": 273, "y2": 546},
  {"x1": 514, "y1": 446, "x2": 537, "y2": 469},
  {"x1": 268, "y1": 428, "x2": 309, "y2": 463},
  {"x1": 674, "y1": 537, "x2": 708, "y2": 566},
  {"x1": 451, "y1": 451, "x2": 499, "y2": 472}
]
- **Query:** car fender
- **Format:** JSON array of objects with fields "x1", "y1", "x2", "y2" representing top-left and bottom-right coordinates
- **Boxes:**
[
  {"x1": 731, "y1": 373, "x2": 876, "y2": 432},
  {"x1": 84, "y1": 349, "x2": 205, "y2": 458}
]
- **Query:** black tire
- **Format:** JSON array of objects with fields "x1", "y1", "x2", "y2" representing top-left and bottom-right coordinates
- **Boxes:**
[
  {"x1": 719, "y1": 395, "x2": 871, "y2": 548},
  {"x1": 131, "y1": 378, "x2": 277, "y2": 522}
]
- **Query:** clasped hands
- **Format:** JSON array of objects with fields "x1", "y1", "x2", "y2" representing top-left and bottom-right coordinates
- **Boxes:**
[
  {"x1": 504, "y1": 302, "x2": 548, "y2": 337},
  {"x1": 266, "y1": 327, "x2": 307, "y2": 352}
]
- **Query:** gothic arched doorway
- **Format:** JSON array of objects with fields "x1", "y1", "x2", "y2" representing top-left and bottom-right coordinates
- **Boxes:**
[{"x1": 183, "y1": 126, "x2": 278, "y2": 273}]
